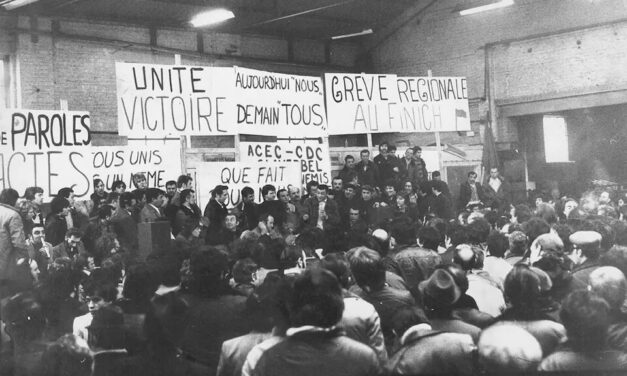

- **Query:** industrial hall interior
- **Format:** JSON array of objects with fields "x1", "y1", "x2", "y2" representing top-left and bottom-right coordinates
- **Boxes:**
[{"x1": 2, "y1": 0, "x2": 627, "y2": 375}]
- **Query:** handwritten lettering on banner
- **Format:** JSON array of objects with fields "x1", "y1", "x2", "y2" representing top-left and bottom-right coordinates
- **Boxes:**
[
  {"x1": 239, "y1": 138, "x2": 331, "y2": 186},
  {"x1": 194, "y1": 162, "x2": 301, "y2": 209},
  {"x1": 116, "y1": 62, "x2": 234, "y2": 137},
  {"x1": 227, "y1": 67, "x2": 327, "y2": 136},
  {"x1": 324, "y1": 73, "x2": 471, "y2": 135},
  {"x1": 0, "y1": 109, "x2": 181, "y2": 199}
]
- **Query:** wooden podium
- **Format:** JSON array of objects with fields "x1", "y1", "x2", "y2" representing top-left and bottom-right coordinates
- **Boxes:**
[{"x1": 137, "y1": 221, "x2": 172, "y2": 260}]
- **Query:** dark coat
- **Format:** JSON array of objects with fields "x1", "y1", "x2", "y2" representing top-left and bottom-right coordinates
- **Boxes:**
[
  {"x1": 373, "y1": 154, "x2": 400, "y2": 188},
  {"x1": 235, "y1": 201, "x2": 259, "y2": 231},
  {"x1": 204, "y1": 199, "x2": 228, "y2": 240},
  {"x1": 398, "y1": 158, "x2": 421, "y2": 188},
  {"x1": 355, "y1": 160, "x2": 378, "y2": 187},
  {"x1": 110, "y1": 208, "x2": 138, "y2": 256},
  {"x1": 302, "y1": 197, "x2": 340, "y2": 230},
  {"x1": 44, "y1": 213, "x2": 68, "y2": 247},
  {"x1": 253, "y1": 330, "x2": 380, "y2": 376},
  {"x1": 458, "y1": 181, "x2": 485, "y2": 210}
]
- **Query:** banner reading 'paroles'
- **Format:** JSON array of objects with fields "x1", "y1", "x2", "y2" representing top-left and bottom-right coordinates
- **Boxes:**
[
  {"x1": 0, "y1": 109, "x2": 181, "y2": 199},
  {"x1": 324, "y1": 73, "x2": 471, "y2": 135}
]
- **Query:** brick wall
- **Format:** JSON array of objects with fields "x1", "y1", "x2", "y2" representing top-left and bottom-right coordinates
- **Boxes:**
[
  {"x1": 371, "y1": 0, "x2": 627, "y2": 143},
  {"x1": 2, "y1": 15, "x2": 360, "y2": 138}
]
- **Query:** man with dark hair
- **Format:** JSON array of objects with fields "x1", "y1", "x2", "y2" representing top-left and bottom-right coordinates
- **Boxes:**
[
  {"x1": 110, "y1": 192, "x2": 138, "y2": 257},
  {"x1": 258, "y1": 184, "x2": 286, "y2": 231},
  {"x1": 539, "y1": 289, "x2": 627, "y2": 371},
  {"x1": 399, "y1": 148, "x2": 421, "y2": 188},
  {"x1": 51, "y1": 227, "x2": 88, "y2": 268},
  {"x1": 338, "y1": 154, "x2": 358, "y2": 185},
  {"x1": 347, "y1": 247, "x2": 415, "y2": 351},
  {"x1": 111, "y1": 180, "x2": 126, "y2": 194},
  {"x1": 140, "y1": 188, "x2": 166, "y2": 222},
  {"x1": 568, "y1": 230, "x2": 603, "y2": 286},
  {"x1": 165, "y1": 180, "x2": 177, "y2": 199},
  {"x1": 302, "y1": 181, "x2": 318, "y2": 202},
  {"x1": 483, "y1": 167, "x2": 510, "y2": 213},
  {"x1": 589, "y1": 266, "x2": 627, "y2": 352},
  {"x1": 320, "y1": 253, "x2": 387, "y2": 364},
  {"x1": 374, "y1": 141, "x2": 399, "y2": 190},
  {"x1": 355, "y1": 149, "x2": 378, "y2": 188},
  {"x1": 23, "y1": 186, "x2": 45, "y2": 226},
  {"x1": 303, "y1": 184, "x2": 339, "y2": 231},
  {"x1": 278, "y1": 188, "x2": 299, "y2": 234},
  {"x1": 205, "y1": 185, "x2": 229, "y2": 243},
  {"x1": 458, "y1": 171, "x2": 484, "y2": 210},
  {"x1": 412, "y1": 146, "x2": 429, "y2": 184},
  {"x1": 252, "y1": 268, "x2": 380, "y2": 376},
  {"x1": 330, "y1": 177, "x2": 344, "y2": 200},
  {"x1": 0, "y1": 188, "x2": 28, "y2": 298},
  {"x1": 430, "y1": 180, "x2": 454, "y2": 220},
  {"x1": 165, "y1": 174, "x2": 193, "y2": 223},
  {"x1": 236, "y1": 186, "x2": 259, "y2": 232},
  {"x1": 45, "y1": 196, "x2": 71, "y2": 247},
  {"x1": 484, "y1": 231, "x2": 513, "y2": 287},
  {"x1": 391, "y1": 218, "x2": 442, "y2": 288}
]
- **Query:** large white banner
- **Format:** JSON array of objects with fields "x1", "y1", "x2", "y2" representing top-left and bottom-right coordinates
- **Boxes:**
[
  {"x1": 116, "y1": 62, "x2": 235, "y2": 137},
  {"x1": 0, "y1": 109, "x2": 181, "y2": 199},
  {"x1": 239, "y1": 137, "x2": 331, "y2": 186},
  {"x1": 224, "y1": 67, "x2": 327, "y2": 136},
  {"x1": 325, "y1": 73, "x2": 471, "y2": 135},
  {"x1": 193, "y1": 161, "x2": 301, "y2": 209}
]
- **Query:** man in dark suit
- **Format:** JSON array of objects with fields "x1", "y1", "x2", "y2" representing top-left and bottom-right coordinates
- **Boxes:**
[
  {"x1": 430, "y1": 180, "x2": 454, "y2": 220},
  {"x1": 355, "y1": 150, "x2": 378, "y2": 188},
  {"x1": 204, "y1": 185, "x2": 229, "y2": 243},
  {"x1": 483, "y1": 167, "x2": 511, "y2": 213},
  {"x1": 399, "y1": 148, "x2": 421, "y2": 188},
  {"x1": 140, "y1": 188, "x2": 165, "y2": 222},
  {"x1": 303, "y1": 184, "x2": 340, "y2": 231},
  {"x1": 458, "y1": 171, "x2": 484, "y2": 211},
  {"x1": 235, "y1": 186, "x2": 259, "y2": 231},
  {"x1": 110, "y1": 192, "x2": 138, "y2": 257}
]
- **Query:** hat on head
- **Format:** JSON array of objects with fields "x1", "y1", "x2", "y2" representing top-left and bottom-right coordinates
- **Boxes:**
[
  {"x1": 569, "y1": 231, "x2": 602, "y2": 247},
  {"x1": 533, "y1": 233, "x2": 564, "y2": 253},
  {"x1": 419, "y1": 269, "x2": 461, "y2": 307}
]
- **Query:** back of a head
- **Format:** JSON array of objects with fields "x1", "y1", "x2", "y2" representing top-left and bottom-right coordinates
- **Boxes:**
[
  {"x1": 1, "y1": 292, "x2": 45, "y2": 342},
  {"x1": 390, "y1": 216, "x2": 417, "y2": 246},
  {"x1": 40, "y1": 334, "x2": 93, "y2": 376},
  {"x1": 601, "y1": 245, "x2": 627, "y2": 278},
  {"x1": 486, "y1": 231, "x2": 508, "y2": 258},
  {"x1": 188, "y1": 247, "x2": 230, "y2": 297},
  {"x1": 418, "y1": 226, "x2": 440, "y2": 252},
  {"x1": 89, "y1": 306, "x2": 125, "y2": 350},
  {"x1": 122, "y1": 263, "x2": 159, "y2": 304},
  {"x1": 478, "y1": 324, "x2": 542, "y2": 373},
  {"x1": 453, "y1": 244, "x2": 483, "y2": 271},
  {"x1": 320, "y1": 253, "x2": 351, "y2": 289},
  {"x1": 514, "y1": 204, "x2": 532, "y2": 223},
  {"x1": 346, "y1": 247, "x2": 386, "y2": 291},
  {"x1": 589, "y1": 266, "x2": 627, "y2": 310},
  {"x1": 508, "y1": 231, "x2": 528, "y2": 256},
  {"x1": 523, "y1": 217, "x2": 551, "y2": 245},
  {"x1": 504, "y1": 264, "x2": 541, "y2": 312},
  {"x1": 467, "y1": 218, "x2": 491, "y2": 245},
  {"x1": 560, "y1": 289, "x2": 610, "y2": 352},
  {"x1": 289, "y1": 268, "x2": 344, "y2": 328}
]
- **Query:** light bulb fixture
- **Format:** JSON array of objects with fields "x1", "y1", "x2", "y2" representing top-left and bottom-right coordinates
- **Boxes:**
[
  {"x1": 190, "y1": 9, "x2": 235, "y2": 28},
  {"x1": 331, "y1": 29, "x2": 373, "y2": 40},
  {"x1": 459, "y1": 0, "x2": 514, "y2": 16}
]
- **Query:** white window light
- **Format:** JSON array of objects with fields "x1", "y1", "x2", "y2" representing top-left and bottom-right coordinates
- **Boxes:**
[
  {"x1": 543, "y1": 115, "x2": 571, "y2": 163},
  {"x1": 190, "y1": 9, "x2": 235, "y2": 28},
  {"x1": 459, "y1": 0, "x2": 514, "y2": 16},
  {"x1": 331, "y1": 29, "x2": 373, "y2": 40}
]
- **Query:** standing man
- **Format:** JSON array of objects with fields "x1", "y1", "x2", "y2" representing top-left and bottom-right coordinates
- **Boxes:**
[
  {"x1": 374, "y1": 142, "x2": 399, "y2": 190},
  {"x1": 412, "y1": 146, "x2": 429, "y2": 184},
  {"x1": 258, "y1": 184, "x2": 286, "y2": 230},
  {"x1": 399, "y1": 148, "x2": 420, "y2": 188},
  {"x1": 338, "y1": 155, "x2": 358, "y2": 185},
  {"x1": 483, "y1": 167, "x2": 510, "y2": 213},
  {"x1": 236, "y1": 186, "x2": 259, "y2": 231},
  {"x1": 431, "y1": 181, "x2": 454, "y2": 220},
  {"x1": 355, "y1": 149, "x2": 378, "y2": 188},
  {"x1": 0, "y1": 188, "x2": 28, "y2": 299},
  {"x1": 303, "y1": 184, "x2": 340, "y2": 231},
  {"x1": 204, "y1": 185, "x2": 229, "y2": 242},
  {"x1": 140, "y1": 188, "x2": 166, "y2": 222},
  {"x1": 458, "y1": 171, "x2": 484, "y2": 211},
  {"x1": 110, "y1": 192, "x2": 138, "y2": 257}
]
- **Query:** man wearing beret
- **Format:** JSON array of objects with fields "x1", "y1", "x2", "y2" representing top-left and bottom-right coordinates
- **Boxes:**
[{"x1": 567, "y1": 231, "x2": 603, "y2": 286}]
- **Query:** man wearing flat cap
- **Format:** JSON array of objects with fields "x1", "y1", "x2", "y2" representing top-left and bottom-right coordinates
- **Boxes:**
[{"x1": 568, "y1": 231, "x2": 603, "y2": 286}]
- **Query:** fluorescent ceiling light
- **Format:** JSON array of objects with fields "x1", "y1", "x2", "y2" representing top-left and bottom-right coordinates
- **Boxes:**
[
  {"x1": 459, "y1": 0, "x2": 514, "y2": 16},
  {"x1": 0, "y1": 0, "x2": 40, "y2": 10},
  {"x1": 190, "y1": 9, "x2": 235, "y2": 27},
  {"x1": 331, "y1": 29, "x2": 373, "y2": 40}
]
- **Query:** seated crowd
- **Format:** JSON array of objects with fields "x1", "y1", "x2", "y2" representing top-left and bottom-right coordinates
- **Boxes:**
[{"x1": 1, "y1": 146, "x2": 627, "y2": 375}]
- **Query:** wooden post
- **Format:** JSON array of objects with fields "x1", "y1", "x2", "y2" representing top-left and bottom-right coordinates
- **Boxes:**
[{"x1": 427, "y1": 70, "x2": 443, "y2": 177}]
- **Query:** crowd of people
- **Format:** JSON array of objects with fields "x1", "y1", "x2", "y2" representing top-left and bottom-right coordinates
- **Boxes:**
[{"x1": 1, "y1": 141, "x2": 627, "y2": 375}]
